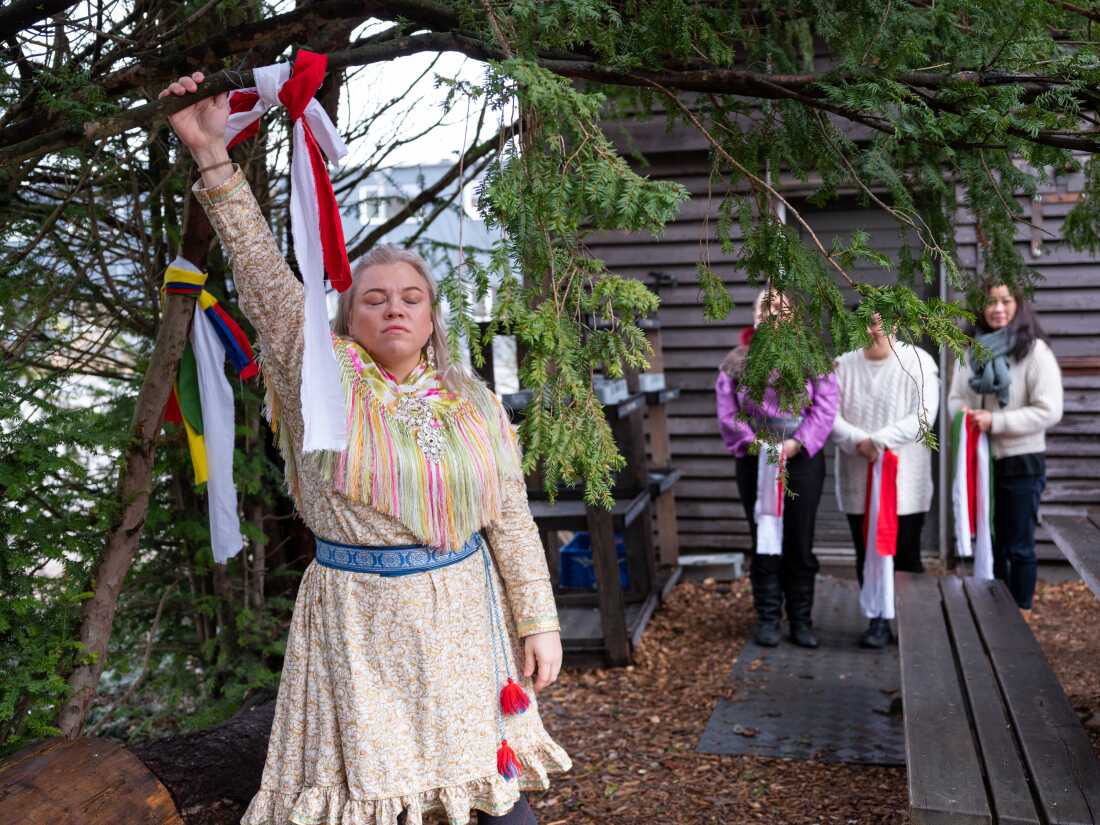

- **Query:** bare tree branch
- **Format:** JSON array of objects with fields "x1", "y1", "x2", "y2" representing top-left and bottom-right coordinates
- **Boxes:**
[{"x1": 346, "y1": 118, "x2": 518, "y2": 261}]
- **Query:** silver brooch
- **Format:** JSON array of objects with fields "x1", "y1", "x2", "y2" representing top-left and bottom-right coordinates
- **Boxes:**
[{"x1": 394, "y1": 396, "x2": 444, "y2": 462}]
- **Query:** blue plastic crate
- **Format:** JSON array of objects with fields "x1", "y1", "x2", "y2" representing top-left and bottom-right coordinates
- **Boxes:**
[{"x1": 559, "y1": 531, "x2": 629, "y2": 590}]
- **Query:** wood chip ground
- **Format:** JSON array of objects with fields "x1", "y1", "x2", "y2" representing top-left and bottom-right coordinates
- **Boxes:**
[{"x1": 187, "y1": 576, "x2": 1100, "y2": 824}]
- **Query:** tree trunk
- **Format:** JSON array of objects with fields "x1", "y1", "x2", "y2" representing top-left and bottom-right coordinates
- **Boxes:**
[
  {"x1": 131, "y1": 699, "x2": 275, "y2": 818},
  {"x1": 57, "y1": 195, "x2": 214, "y2": 739}
]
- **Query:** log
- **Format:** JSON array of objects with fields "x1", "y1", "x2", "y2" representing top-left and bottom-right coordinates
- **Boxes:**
[
  {"x1": 0, "y1": 701, "x2": 275, "y2": 824},
  {"x1": 0, "y1": 737, "x2": 182, "y2": 824}
]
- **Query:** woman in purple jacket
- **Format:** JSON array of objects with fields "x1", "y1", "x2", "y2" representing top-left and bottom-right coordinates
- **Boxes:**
[{"x1": 715, "y1": 289, "x2": 839, "y2": 648}]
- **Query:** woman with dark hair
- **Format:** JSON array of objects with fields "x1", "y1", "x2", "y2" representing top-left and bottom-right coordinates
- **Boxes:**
[
  {"x1": 716, "y1": 288, "x2": 839, "y2": 648},
  {"x1": 948, "y1": 282, "x2": 1064, "y2": 609}
]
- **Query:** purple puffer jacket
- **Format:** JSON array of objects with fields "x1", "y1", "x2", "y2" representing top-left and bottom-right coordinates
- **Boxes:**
[{"x1": 714, "y1": 369, "x2": 839, "y2": 458}]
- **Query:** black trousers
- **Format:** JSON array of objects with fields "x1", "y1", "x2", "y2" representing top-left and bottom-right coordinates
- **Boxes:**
[
  {"x1": 992, "y1": 466, "x2": 1046, "y2": 609},
  {"x1": 736, "y1": 448, "x2": 826, "y2": 595},
  {"x1": 847, "y1": 512, "x2": 926, "y2": 587},
  {"x1": 400, "y1": 796, "x2": 535, "y2": 824}
]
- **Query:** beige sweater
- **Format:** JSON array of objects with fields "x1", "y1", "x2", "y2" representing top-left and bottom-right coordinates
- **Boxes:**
[{"x1": 947, "y1": 338, "x2": 1064, "y2": 459}]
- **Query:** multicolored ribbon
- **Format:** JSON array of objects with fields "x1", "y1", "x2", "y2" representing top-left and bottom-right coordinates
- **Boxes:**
[
  {"x1": 951, "y1": 411, "x2": 994, "y2": 580},
  {"x1": 860, "y1": 449, "x2": 899, "y2": 620},
  {"x1": 225, "y1": 49, "x2": 350, "y2": 453},
  {"x1": 754, "y1": 443, "x2": 785, "y2": 556},
  {"x1": 162, "y1": 257, "x2": 257, "y2": 563}
]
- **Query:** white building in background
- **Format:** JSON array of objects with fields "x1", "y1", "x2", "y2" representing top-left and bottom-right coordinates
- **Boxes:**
[{"x1": 332, "y1": 162, "x2": 519, "y2": 392}]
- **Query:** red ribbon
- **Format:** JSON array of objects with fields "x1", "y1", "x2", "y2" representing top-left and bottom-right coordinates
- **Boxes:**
[
  {"x1": 226, "y1": 91, "x2": 260, "y2": 149},
  {"x1": 862, "y1": 448, "x2": 899, "y2": 557},
  {"x1": 225, "y1": 50, "x2": 351, "y2": 292},
  {"x1": 965, "y1": 413, "x2": 981, "y2": 536}
]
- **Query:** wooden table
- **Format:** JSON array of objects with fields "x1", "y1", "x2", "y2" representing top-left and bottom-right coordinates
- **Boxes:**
[
  {"x1": 895, "y1": 573, "x2": 1100, "y2": 825},
  {"x1": 1044, "y1": 511, "x2": 1100, "y2": 600}
]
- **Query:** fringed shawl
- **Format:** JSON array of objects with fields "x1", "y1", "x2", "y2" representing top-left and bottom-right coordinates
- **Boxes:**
[{"x1": 267, "y1": 336, "x2": 523, "y2": 551}]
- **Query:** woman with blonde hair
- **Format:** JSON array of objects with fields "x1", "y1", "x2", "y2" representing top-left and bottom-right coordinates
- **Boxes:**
[
  {"x1": 715, "y1": 288, "x2": 838, "y2": 648},
  {"x1": 161, "y1": 72, "x2": 569, "y2": 825}
]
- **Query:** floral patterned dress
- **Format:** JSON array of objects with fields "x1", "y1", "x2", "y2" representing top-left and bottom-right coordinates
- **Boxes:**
[{"x1": 194, "y1": 168, "x2": 571, "y2": 825}]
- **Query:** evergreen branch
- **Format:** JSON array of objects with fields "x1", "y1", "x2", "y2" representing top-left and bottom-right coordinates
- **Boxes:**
[
  {"x1": 7, "y1": 20, "x2": 1100, "y2": 165},
  {"x1": 652, "y1": 80, "x2": 857, "y2": 289}
]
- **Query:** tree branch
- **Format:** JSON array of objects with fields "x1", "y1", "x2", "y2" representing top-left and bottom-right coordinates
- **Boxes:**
[
  {"x1": 0, "y1": 0, "x2": 79, "y2": 40},
  {"x1": 346, "y1": 118, "x2": 517, "y2": 261}
]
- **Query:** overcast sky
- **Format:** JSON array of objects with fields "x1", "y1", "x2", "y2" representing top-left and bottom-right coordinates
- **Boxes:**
[{"x1": 342, "y1": 22, "x2": 505, "y2": 169}]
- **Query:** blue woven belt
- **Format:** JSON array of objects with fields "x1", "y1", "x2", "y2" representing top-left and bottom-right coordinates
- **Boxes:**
[{"x1": 313, "y1": 532, "x2": 483, "y2": 576}]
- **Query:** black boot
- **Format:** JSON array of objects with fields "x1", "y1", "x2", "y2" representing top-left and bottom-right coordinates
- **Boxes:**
[
  {"x1": 750, "y1": 565, "x2": 783, "y2": 647},
  {"x1": 786, "y1": 575, "x2": 819, "y2": 649},
  {"x1": 859, "y1": 618, "x2": 892, "y2": 649}
]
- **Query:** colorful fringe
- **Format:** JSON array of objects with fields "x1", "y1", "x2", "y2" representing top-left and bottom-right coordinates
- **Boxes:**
[{"x1": 299, "y1": 337, "x2": 524, "y2": 552}]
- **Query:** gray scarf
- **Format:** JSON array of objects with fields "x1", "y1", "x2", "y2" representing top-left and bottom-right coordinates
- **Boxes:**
[{"x1": 968, "y1": 327, "x2": 1015, "y2": 408}]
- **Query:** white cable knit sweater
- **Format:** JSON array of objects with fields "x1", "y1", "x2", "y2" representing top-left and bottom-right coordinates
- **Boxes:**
[{"x1": 832, "y1": 341, "x2": 940, "y2": 516}]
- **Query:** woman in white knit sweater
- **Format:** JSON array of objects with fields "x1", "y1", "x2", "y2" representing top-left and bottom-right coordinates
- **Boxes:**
[
  {"x1": 833, "y1": 318, "x2": 940, "y2": 648},
  {"x1": 948, "y1": 283, "x2": 1063, "y2": 609}
]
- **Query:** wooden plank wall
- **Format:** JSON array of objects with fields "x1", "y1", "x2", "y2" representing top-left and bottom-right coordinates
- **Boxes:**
[{"x1": 588, "y1": 124, "x2": 1100, "y2": 562}]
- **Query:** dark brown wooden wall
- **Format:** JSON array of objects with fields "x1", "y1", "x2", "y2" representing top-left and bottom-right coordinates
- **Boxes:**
[
  {"x1": 589, "y1": 121, "x2": 1100, "y2": 562},
  {"x1": 953, "y1": 169, "x2": 1100, "y2": 557}
]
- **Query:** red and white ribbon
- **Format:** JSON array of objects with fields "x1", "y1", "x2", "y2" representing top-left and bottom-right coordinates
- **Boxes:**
[
  {"x1": 226, "y1": 50, "x2": 350, "y2": 452},
  {"x1": 860, "y1": 449, "x2": 899, "y2": 619},
  {"x1": 754, "y1": 444, "x2": 785, "y2": 556},
  {"x1": 952, "y1": 412, "x2": 993, "y2": 580}
]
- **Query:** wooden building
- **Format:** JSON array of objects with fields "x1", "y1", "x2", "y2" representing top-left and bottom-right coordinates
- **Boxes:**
[{"x1": 589, "y1": 116, "x2": 1100, "y2": 568}]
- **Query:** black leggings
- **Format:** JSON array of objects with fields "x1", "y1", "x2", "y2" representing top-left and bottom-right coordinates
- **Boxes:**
[
  {"x1": 848, "y1": 512, "x2": 926, "y2": 587},
  {"x1": 736, "y1": 448, "x2": 827, "y2": 581},
  {"x1": 478, "y1": 796, "x2": 537, "y2": 825}
]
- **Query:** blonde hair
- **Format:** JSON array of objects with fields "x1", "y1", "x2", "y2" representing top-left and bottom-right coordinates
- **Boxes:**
[
  {"x1": 333, "y1": 245, "x2": 482, "y2": 397},
  {"x1": 719, "y1": 285, "x2": 787, "y2": 377}
]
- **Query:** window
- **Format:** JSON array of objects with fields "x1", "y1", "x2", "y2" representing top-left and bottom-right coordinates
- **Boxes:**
[{"x1": 358, "y1": 184, "x2": 388, "y2": 225}]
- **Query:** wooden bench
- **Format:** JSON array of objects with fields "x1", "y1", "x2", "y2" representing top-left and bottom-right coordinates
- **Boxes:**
[
  {"x1": 895, "y1": 572, "x2": 1100, "y2": 825},
  {"x1": 1045, "y1": 511, "x2": 1100, "y2": 601}
]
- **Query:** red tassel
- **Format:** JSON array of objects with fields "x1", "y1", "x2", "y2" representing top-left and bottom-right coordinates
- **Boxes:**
[
  {"x1": 496, "y1": 739, "x2": 522, "y2": 780},
  {"x1": 500, "y1": 678, "x2": 530, "y2": 716}
]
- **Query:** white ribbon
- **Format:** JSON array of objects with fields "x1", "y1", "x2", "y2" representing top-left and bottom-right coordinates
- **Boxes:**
[
  {"x1": 225, "y1": 64, "x2": 349, "y2": 453},
  {"x1": 754, "y1": 444, "x2": 784, "y2": 556},
  {"x1": 860, "y1": 454, "x2": 895, "y2": 620},
  {"x1": 953, "y1": 415, "x2": 994, "y2": 580},
  {"x1": 176, "y1": 255, "x2": 243, "y2": 563}
]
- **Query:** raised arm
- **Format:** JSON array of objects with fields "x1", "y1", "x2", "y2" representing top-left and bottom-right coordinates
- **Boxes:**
[
  {"x1": 192, "y1": 170, "x2": 305, "y2": 390},
  {"x1": 161, "y1": 72, "x2": 304, "y2": 406}
]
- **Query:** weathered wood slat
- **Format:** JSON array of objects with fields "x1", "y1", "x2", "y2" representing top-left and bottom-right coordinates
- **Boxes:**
[
  {"x1": 895, "y1": 573, "x2": 992, "y2": 825},
  {"x1": 1043, "y1": 515, "x2": 1100, "y2": 599},
  {"x1": 940, "y1": 577, "x2": 1040, "y2": 825},
  {"x1": 964, "y1": 577, "x2": 1100, "y2": 825}
]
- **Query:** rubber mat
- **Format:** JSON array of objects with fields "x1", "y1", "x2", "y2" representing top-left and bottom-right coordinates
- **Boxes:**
[{"x1": 697, "y1": 575, "x2": 905, "y2": 766}]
